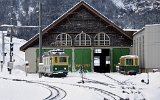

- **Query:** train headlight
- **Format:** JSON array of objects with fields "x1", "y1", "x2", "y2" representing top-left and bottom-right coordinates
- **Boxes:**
[
  {"x1": 64, "y1": 68, "x2": 66, "y2": 70},
  {"x1": 55, "y1": 68, "x2": 57, "y2": 70}
]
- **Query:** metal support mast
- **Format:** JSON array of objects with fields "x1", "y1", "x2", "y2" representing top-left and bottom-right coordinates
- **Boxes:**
[
  {"x1": 1, "y1": 30, "x2": 5, "y2": 72},
  {"x1": 2, "y1": 30, "x2": 5, "y2": 64},
  {"x1": 39, "y1": 0, "x2": 42, "y2": 64},
  {"x1": 10, "y1": 0, "x2": 13, "y2": 62},
  {"x1": 8, "y1": 0, "x2": 14, "y2": 74}
]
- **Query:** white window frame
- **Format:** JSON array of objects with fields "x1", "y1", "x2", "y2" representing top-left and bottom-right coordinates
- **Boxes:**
[
  {"x1": 94, "y1": 49, "x2": 102, "y2": 53},
  {"x1": 94, "y1": 32, "x2": 110, "y2": 46},
  {"x1": 55, "y1": 33, "x2": 72, "y2": 46},
  {"x1": 74, "y1": 31, "x2": 91, "y2": 46}
]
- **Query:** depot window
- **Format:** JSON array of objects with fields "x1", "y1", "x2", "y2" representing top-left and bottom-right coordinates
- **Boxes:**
[{"x1": 94, "y1": 49, "x2": 102, "y2": 53}]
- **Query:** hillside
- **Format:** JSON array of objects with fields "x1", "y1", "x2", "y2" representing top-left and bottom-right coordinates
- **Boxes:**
[{"x1": 0, "y1": 0, "x2": 160, "y2": 40}]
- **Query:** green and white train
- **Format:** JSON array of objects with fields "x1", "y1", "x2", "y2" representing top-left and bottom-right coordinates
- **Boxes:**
[
  {"x1": 118, "y1": 55, "x2": 139, "y2": 75},
  {"x1": 39, "y1": 49, "x2": 69, "y2": 77}
]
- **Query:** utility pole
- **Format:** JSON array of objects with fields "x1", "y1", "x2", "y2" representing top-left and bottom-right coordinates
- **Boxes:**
[
  {"x1": 2, "y1": 30, "x2": 5, "y2": 64},
  {"x1": 8, "y1": 0, "x2": 14, "y2": 74},
  {"x1": 1, "y1": 30, "x2": 5, "y2": 72},
  {"x1": 10, "y1": 0, "x2": 13, "y2": 62},
  {"x1": 39, "y1": 0, "x2": 42, "y2": 64}
]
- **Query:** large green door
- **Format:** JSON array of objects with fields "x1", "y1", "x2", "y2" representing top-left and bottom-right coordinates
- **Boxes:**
[
  {"x1": 74, "y1": 49, "x2": 91, "y2": 72},
  {"x1": 112, "y1": 48, "x2": 130, "y2": 72},
  {"x1": 64, "y1": 49, "x2": 72, "y2": 72}
]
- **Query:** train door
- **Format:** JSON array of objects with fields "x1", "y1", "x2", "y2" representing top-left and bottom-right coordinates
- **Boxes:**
[{"x1": 94, "y1": 49, "x2": 110, "y2": 73}]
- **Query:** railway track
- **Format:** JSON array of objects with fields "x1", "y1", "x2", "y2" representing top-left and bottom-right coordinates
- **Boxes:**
[
  {"x1": 70, "y1": 83, "x2": 124, "y2": 100},
  {"x1": 83, "y1": 77, "x2": 116, "y2": 88},
  {"x1": 0, "y1": 77, "x2": 67, "y2": 100},
  {"x1": 34, "y1": 80, "x2": 125, "y2": 100},
  {"x1": 0, "y1": 74, "x2": 145, "y2": 100},
  {"x1": 103, "y1": 74, "x2": 145, "y2": 100}
]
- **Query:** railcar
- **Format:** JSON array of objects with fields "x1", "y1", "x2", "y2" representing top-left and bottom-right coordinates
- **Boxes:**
[
  {"x1": 39, "y1": 49, "x2": 69, "y2": 77},
  {"x1": 119, "y1": 55, "x2": 139, "y2": 75}
]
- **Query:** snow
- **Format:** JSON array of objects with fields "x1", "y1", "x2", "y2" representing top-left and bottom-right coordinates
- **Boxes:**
[
  {"x1": 145, "y1": 24, "x2": 160, "y2": 27},
  {"x1": 120, "y1": 55, "x2": 138, "y2": 58},
  {"x1": 28, "y1": 6, "x2": 34, "y2": 16},
  {"x1": 111, "y1": 0, "x2": 125, "y2": 9},
  {"x1": 0, "y1": 36, "x2": 160, "y2": 100},
  {"x1": 0, "y1": 78, "x2": 50, "y2": 100},
  {"x1": 123, "y1": 29, "x2": 140, "y2": 32},
  {"x1": 0, "y1": 31, "x2": 26, "y2": 70}
]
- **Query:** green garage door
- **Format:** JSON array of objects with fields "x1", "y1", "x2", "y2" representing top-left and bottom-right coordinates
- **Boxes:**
[
  {"x1": 74, "y1": 49, "x2": 91, "y2": 72},
  {"x1": 112, "y1": 48, "x2": 130, "y2": 72},
  {"x1": 64, "y1": 49, "x2": 72, "y2": 72}
]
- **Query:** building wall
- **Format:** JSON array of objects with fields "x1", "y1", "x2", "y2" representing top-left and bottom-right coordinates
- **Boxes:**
[
  {"x1": 25, "y1": 47, "x2": 131, "y2": 73},
  {"x1": 133, "y1": 24, "x2": 160, "y2": 72},
  {"x1": 25, "y1": 47, "x2": 37, "y2": 73},
  {"x1": 145, "y1": 25, "x2": 160, "y2": 70},
  {"x1": 133, "y1": 28, "x2": 145, "y2": 70}
]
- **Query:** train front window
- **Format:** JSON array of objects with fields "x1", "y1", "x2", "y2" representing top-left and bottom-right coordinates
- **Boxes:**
[
  {"x1": 59, "y1": 57, "x2": 67, "y2": 62},
  {"x1": 55, "y1": 57, "x2": 58, "y2": 63},
  {"x1": 126, "y1": 59, "x2": 133, "y2": 65}
]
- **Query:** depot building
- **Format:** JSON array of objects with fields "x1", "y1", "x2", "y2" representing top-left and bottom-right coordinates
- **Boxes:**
[{"x1": 20, "y1": 1, "x2": 134, "y2": 73}]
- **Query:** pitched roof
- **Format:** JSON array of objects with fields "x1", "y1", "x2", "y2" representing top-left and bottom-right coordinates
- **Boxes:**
[{"x1": 20, "y1": 1, "x2": 132, "y2": 51}]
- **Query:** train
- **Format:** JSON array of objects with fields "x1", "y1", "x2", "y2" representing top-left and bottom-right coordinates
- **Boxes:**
[
  {"x1": 39, "y1": 49, "x2": 69, "y2": 77},
  {"x1": 118, "y1": 55, "x2": 139, "y2": 75}
]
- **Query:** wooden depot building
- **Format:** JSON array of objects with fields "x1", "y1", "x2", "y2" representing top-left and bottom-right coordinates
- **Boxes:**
[{"x1": 20, "y1": 1, "x2": 133, "y2": 73}]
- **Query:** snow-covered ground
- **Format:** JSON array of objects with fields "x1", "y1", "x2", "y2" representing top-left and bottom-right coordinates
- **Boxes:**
[
  {"x1": 0, "y1": 33, "x2": 160, "y2": 100},
  {"x1": 0, "y1": 69, "x2": 160, "y2": 100}
]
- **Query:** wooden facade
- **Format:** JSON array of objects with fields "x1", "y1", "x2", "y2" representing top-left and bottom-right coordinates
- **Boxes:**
[{"x1": 20, "y1": 1, "x2": 133, "y2": 73}]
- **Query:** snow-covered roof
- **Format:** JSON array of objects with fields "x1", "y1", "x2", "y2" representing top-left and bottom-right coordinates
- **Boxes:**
[
  {"x1": 145, "y1": 24, "x2": 160, "y2": 27},
  {"x1": 120, "y1": 55, "x2": 138, "y2": 59},
  {"x1": 133, "y1": 24, "x2": 160, "y2": 36},
  {"x1": 133, "y1": 27, "x2": 145, "y2": 36},
  {"x1": 123, "y1": 29, "x2": 140, "y2": 32}
]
